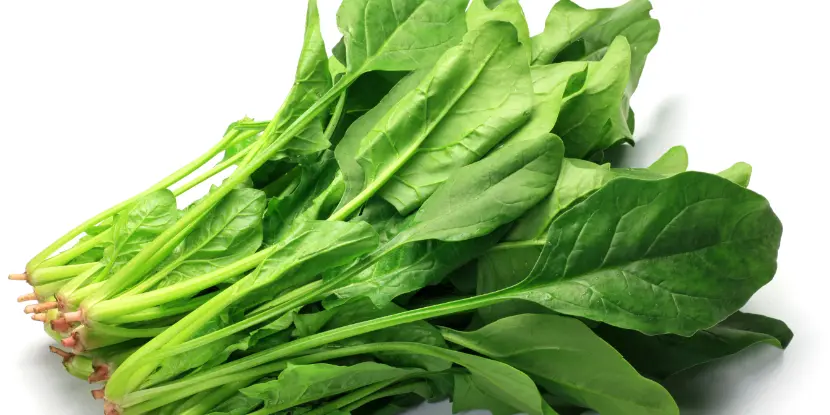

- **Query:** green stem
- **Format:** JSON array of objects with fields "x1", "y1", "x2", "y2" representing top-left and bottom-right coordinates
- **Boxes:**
[
  {"x1": 121, "y1": 362, "x2": 285, "y2": 415},
  {"x1": 26, "y1": 128, "x2": 243, "y2": 273},
  {"x1": 120, "y1": 293, "x2": 507, "y2": 405},
  {"x1": 38, "y1": 230, "x2": 112, "y2": 269},
  {"x1": 86, "y1": 245, "x2": 279, "y2": 322},
  {"x1": 78, "y1": 323, "x2": 167, "y2": 350},
  {"x1": 29, "y1": 263, "x2": 99, "y2": 286},
  {"x1": 103, "y1": 293, "x2": 217, "y2": 325},
  {"x1": 323, "y1": 90, "x2": 348, "y2": 142},
  {"x1": 85, "y1": 322, "x2": 167, "y2": 339}
]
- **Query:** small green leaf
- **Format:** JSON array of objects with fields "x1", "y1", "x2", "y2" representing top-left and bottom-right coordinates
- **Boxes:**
[
  {"x1": 647, "y1": 146, "x2": 689, "y2": 176},
  {"x1": 718, "y1": 162, "x2": 752, "y2": 187}
]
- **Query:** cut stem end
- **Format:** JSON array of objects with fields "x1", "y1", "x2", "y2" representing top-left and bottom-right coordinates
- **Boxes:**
[{"x1": 8, "y1": 273, "x2": 28, "y2": 281}]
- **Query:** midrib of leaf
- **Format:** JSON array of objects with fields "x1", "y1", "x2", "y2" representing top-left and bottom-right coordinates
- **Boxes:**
[
  {"x1": 489, "y1": 239, "x2": 546, "y2": 252},
  {"x1": 331, "y1": 37, "x2": 508, "y2": 220}
]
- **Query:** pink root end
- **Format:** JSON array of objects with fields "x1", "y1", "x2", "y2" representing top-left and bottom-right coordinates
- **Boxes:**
[
  {"x1": 91, "y1": 389, "x2": 105, "y2": 400},
  {"x1": 63, "y1": 310, "x2": 84, "y2": 323},
  {"x1": 88, "y1": 365, "x2": 110, "y2": 383},
  {"x1": 61, "y1": 335, "x2": 77, "y2": 348},
  {"x1": 50, "y1": 318, "x2": 71, "y2": 332}
]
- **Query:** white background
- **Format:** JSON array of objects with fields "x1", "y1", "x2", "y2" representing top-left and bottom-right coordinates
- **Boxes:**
[{"x1": 1, "y1": 0, "x2": 827, "y2": 413}]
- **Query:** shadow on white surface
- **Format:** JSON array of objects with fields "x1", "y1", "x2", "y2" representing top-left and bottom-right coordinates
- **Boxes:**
[
  {"x1": 665, "y1": 344, "x2": 787, "y2": 415},
  {"x1": 606, "y1": 96, "x2": 688, "y2": 169}
]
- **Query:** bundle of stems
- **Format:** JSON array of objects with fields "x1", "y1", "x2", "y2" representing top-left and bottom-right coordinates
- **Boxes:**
[{"x1": 10, "y1": 1, "x2": 792, "y2": 415}]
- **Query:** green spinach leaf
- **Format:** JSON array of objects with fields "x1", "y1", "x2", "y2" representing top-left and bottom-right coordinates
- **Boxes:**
[{"x1": 510, "y1": 172, "x2": 782, "y2": 335}]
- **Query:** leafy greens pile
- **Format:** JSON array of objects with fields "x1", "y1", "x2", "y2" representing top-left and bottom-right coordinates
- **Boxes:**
[{"x1": 10, "y1": 1, "x2": 792, "y2": 414}]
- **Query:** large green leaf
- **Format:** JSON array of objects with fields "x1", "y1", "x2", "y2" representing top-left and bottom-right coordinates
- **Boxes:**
[
  {"x1": 334, "y1": 22, "x2": 533, "y2": 219},
  {"x1": 444, "y1": 314, "x2": 678, "y2": 415},
  {"x1": 596, "y1": 311, "x2": 794, "y2": 379},
  {"x1": 337, "y1": 0, "x2": 468, "y2": 73},
  {"x1": 479, "y1": 148, "x2": 689, "y2": 322},
  {"x1": 508, "y1": 172, "x2": 782, "y2": 335},
  {"x1": 105, "y1": 190, "x2": 179, "y2": 273}
]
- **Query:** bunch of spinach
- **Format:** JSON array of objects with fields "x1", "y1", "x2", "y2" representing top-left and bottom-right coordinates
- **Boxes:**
[{"x1": 9, "y1": 1, "x2": 791, "y2": 415}]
